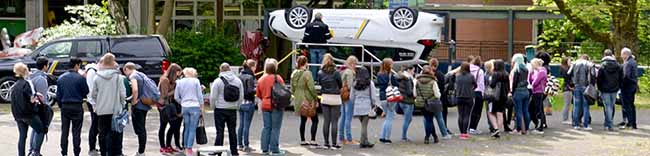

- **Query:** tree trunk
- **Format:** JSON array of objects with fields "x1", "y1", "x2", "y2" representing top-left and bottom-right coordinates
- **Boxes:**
[
  {"x1": 108, "y1": 0, "x2": 129, "y2": 35},
  {"x1": 147, "y1": 0, "x2": 155, "y2": 34},
  {"x1": 610, "y1": 0, "x2": 640, "y2": 55},
  {"x1": 157, "y1": 0, "x2": 174, "y2": 36}
]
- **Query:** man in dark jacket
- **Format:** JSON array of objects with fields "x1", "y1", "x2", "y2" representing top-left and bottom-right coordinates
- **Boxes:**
[
  {"x1": 238, "y1": 59, "x2": 257, "y2": 152},
  {"x1": 620, "y1": 48, "x2": 638, "y2": 129},
  {"x1": 597, "y1": 50, "x2": 623, "y2": 131},
  {"x1": 567, "y1": 54, "x2": 595, "y2": 130},
  {"x1": 56, "y1": 58, "x2": 89, "y2": 156},
  {"x1": 302, "y1": 12, "x2": 332, "y2": 80}
]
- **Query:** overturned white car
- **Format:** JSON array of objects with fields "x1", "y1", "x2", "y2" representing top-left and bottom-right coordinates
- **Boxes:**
[{"x1": 268, "y1": 6, "x2": 445, "y2": 65}]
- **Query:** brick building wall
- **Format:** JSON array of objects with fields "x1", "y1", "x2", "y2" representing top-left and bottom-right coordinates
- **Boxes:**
[{"x1": 427, "y1": 0, "x2": 534, "y2": 61}]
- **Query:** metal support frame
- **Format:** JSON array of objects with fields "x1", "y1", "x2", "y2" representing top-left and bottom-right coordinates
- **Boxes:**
[{"x1": 294, "y1": 42, "x2": 382, "y2": 81}]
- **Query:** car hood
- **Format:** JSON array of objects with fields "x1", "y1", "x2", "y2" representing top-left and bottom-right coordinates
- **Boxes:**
[{"x1": 0, "y1": 56, "x2": 30, "y2": 70}]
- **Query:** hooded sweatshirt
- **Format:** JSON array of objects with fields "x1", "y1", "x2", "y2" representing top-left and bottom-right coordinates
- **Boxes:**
[
  {"x1": 29, "y1": 70, "x2": 49, "y2": 105},
  {"x1": 529, "y1": 67, "x2": 548, "y2": 94},
  {"x1": 92, "y1": 69, "x2": 127, "y2": 116},
  {"x1": 470, "y1": 64, "x2": 485, "y2": 93},
  {"x1": 597, "y1": 56, "x2": 623, "y2": 93},
  {"x1": 210, "y1": 71, "x2": 244, "y2": 109}
]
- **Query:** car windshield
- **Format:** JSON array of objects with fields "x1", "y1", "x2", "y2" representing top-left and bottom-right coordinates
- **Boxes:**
[{"x1": 110, "y1": 37, "x2": 165, "y2": 57}]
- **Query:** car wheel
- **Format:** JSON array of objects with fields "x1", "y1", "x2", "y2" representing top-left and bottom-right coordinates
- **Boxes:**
[
  {"x1": 48, "y1": 85, "x2": 57, "y2": 106},
  {"x1": 0, "y1": 77, "x2": 16, "y2": 103},
  {"x1": 390, "y1": 7, "x2": 418, "y2": 30},
  {"x1": 285, "y1": 5, "x2": 312, "y2": 29}
]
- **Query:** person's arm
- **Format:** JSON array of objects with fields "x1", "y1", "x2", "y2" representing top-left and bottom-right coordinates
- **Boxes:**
[
  {"x1": 158, "y1": 79, "x2": 168, "y2": 104},
  {"x1": 256, "y1": 76, "x2": 263, "y2": 99},
  {"x1": 91, "y1": 78, "x2": 98, "y2": 101},
  {"x1": 196, "y1": 80, "x2": 204, "y2": 110},
  {"x1": 119, "y1": 77, "x2": 127, "y2": 103},
  {"x1": 478, "y1": 70, "x2": 485, "y2": 90},
  {"x1": 371, "y1": 83, "x2": 380, "y2": 106},
  {"x1": 306, "y1": 71, "x2": 318, "y2": 101},
  {"x1": 80, "y1": 77, "x2": 89, "y2": 97},
  {"x1": 433, "y1": 82, "x2": 441, "y2": 98},
  {"x1": 174, "y1": 81, "x2": 182, "y2": 104},
  {"x1": 209, "y1": 79, "x2": 219, "y2": 108},
  {"x1": 336, "y1": 72, "x2": 342, "y2": 90},
  {"x1": 324, "y1": 25, "x2": 332, "y2": 39},
  {"x1": 291, "y1": 71, "x2": 298, "y2": 94},
  {"x1": 130, "y1": 75, "x2": 139, "y2": 105},
  {"x1": 238, "y1": 79, "x2": 245, "y2": 106}
]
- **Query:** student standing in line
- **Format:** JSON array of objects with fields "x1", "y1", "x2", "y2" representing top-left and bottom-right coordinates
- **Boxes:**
[
  {"x1": 257, "y1": 58, "x2": 286, "y2": 155},
  {"x1": 529, "y1": 58, "x2": 548, "y2": 134},
  {"x1": 56, "y1": 58, "x2": 89, "y2": 156},
  {"x1": 486, "y1": 60, "x2": 510, "y2": 138},
  {"x1": 339, "y1": 56, "x2": 359, "y2": 145},
  {"x1": 318, "y1": 54, "x2": 343, "y2": 149},
  {"x1": 291, "y1": 56, "x2": 320, "y2": 148},
  {"x1": 84, "y1": 59, "x2": 102, "y2": 156},
  {"x1": 568, "y1": 54, "x2": 594, "y2": 130},
  {"x1": 429, "y1": 58, "x2": 452, "y2": 136},
  {"x1": 468, "y1": 56, "x2": 486, "y2": 135},
  {"x1": 455, "y1": 63, "x2": 477, "y2": 139},
  {"x1": 597, "y1": 50, "x2": 623, "y2": 131},
  {"x1": 378, "y1": 58, "x2": 399, "y2": 144},
  {"x1": 620, "y1": 48, "x2": 638, "y2": 130},
  {"x1": 174, "y1": 68, "x2": 204, "y2": 155},
  {"x1": 12, "y1": 63, "x2": 45, "y2": 156},
  {"x1": 415, "y1": 65, "x2": 450, "y2": 144},
  {"x1": 397, "y1": 66, "x2": 416, "y2": 142},
  {"x1": 123, "y1": 62, "x2": 153, "y2": 156},
  {"x1": 158, "y1": 63, "x2": 183, "y2": 153},
  {"x1": 510, "y1": 54, "x2": 530, "y2": 135},
  {"x1": 92, "y1": 53, "x2": 127, "y2": 156},
  {"x1": 210, "y1": 63, "x2": 244, "y2": 156},
  {"x1": 350, "y1": 67, "x2": 379, "y2": 148},
  {"x1": 238, "y1": 59, "x2": 258, "y2": 152},
  {"x1": 560, "y1": 57, "x2": 573, "y2": 125},
  {"x1": 29, "y1": 57, "x2": 51, "y2": 156}
]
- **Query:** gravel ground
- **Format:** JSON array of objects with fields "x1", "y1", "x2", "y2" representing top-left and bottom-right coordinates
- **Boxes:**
[{"x1": 0, "y1": 105, "x2": 648, "y2": 156}]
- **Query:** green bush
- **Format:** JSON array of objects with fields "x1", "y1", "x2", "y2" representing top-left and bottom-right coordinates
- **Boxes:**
[
  {"x1": 166, "y1": 27, "x2": 244, "y2": 85},
  {"x1": 639, "y1": 69, "x2": 650, "y2": 94}
]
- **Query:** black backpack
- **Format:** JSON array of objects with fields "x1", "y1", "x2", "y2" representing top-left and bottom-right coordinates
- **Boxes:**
[
  {"x1": 220, "y1": 77, "x2": 240, "y2": 102},
  {"x1": 272, "y1": 75, "x2": 291, "y2": 110},
  {"x1": 444, "y1": 73, "x2": 457, "y2": 107}
]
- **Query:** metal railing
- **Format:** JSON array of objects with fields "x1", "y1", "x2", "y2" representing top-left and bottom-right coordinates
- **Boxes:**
[{"x1": 295, "y1": 42, "x2": 384, "y2": 80}]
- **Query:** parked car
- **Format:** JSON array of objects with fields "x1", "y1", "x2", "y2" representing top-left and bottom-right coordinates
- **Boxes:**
[
  {"x1": 268, "y1": 6, "x2": 445, "y2": 65},
  {"x1": 0, "y1": 35, "x2": 172, "y2": 104}
]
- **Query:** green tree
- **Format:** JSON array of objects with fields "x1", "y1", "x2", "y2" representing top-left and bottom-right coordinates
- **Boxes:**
[{"x1": 39, "y1": 4, "x2": 116, "y2": 45}]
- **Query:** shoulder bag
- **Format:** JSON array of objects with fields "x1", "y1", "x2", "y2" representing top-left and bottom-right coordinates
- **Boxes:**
[{"x1": 298, "y1": 71, "x2": 317, "y2": 117}]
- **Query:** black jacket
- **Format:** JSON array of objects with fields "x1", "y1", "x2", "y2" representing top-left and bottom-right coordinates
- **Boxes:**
[
  {"x1": 318, "y1": 69, "x2": 342, "y2": 94},
  {"x1": 455, "y1": 72, "x2": 476, "y2": 98},
  {"x1": 435, "y1": 71, "x2": 446, "y2": 103},
  {"x1": 11, "y1": 78, "x2": 35, "y2": 120},
  {"x1": 302, "y1": 19, "x2": 331, "y2": 45},
  {"x1": 56, "y1": 71, "x2": 89, "y2": 104},
  {"x1": 239, "y1": 68, "x2": 258, "y2": 101},
  {"x1": 597, "y1": 57, "x2": 623, "y2": 93},
  {"x1": 512, "y1": 68, "x2": 529, "y2": 92},
  {"x1": 489, "y1": 71, "x2": 510, "y2": 101}
]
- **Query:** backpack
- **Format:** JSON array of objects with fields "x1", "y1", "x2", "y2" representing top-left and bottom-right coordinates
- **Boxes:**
[
  {"x1": 135, "y1": 72, "x2": 160, "y2": 105},
  {"x1": 220, "y1": 77, "x2": 240, "y2": 102},
  {"x1": 444, "y1": 73, "x2": 457, "y2": 107},
  {"x1": 272, "y1": 75, "x2": 291, "y2": 110}
]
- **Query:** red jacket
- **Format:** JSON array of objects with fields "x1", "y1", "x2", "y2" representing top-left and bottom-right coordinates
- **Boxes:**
[{"x1": 256, "y1": 74, "x2": 285, "y2": 111}]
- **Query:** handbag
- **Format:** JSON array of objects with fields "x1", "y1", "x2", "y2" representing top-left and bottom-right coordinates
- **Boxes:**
[
  {"x1": 368, "y1": 85, "x2": 382, "y2": 119},
  {"x1": 195, "y1": 116, "x2": 208, "y2": 145},
  {"x1": 484, "y1": 82, "x2": 501, "y2": 102},
  {"x1": 386, "y1": 74, "x2": 403, "y2": 103},
  {"x1": 160, "y1": 101, "x2": 178, "y2": 122},
  {"x1": 112, "y1": 76, "x2": 129, "y2": 133},
  {"x1": 583, "y1": 66, "x2": 599, "y2": 105},
  {"x1": 272, "y1": 75, "x2": 291, "y2": 110},
  {"x1": 341, "y1": 82, "x2": 350, "y2": 102},
  {"x1": 300, "y1": 101, "x2": 317, "y2": 117}
]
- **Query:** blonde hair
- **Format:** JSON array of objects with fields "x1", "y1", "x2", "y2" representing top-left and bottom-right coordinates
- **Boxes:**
[
  {"x1": 100, "y1": 53, "x2": 117, "y2": 68},
  {"x1": 346, "y1": 56, "x2": 358, "y2": 67},
  {"x1": 264, "y1": 58, "x2": 278, "y2": 74},
  {"x1": 321, "y1": 53, "x2": 336, "y2": 72},
  {"x1": 531, "y1": 58, "x2": 544, "y2": 69},
  {"x1": 13, "y1": 63, "x2": 29, "y2": 78},
  {"x1": 124, "y1": 62, "x2": 137, "y2": 70},
  {"x1": 484, "y1": 59, "x2": 495, "y2": 73},
  {"x1": 182, "y1": 67, "x2": 198, "y2": 78}
]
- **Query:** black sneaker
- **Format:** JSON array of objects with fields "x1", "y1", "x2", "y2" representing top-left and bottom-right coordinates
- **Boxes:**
[
  {"x1": 491, "y1": 130, "x2": 501, "y2": 138},
  {"x1": 331, "y1": 145, "x2": 342, "y2": 150},
  {"x1": 424, "y1": 138, "x2": 430, "y2": 144},
  {"x1": 379, "y1": 139, "x2": 392, "y2": 144},
  {"x1": 433, "y1": 138, "x2": 440, "y2": 144},
  {"x1": 617, "y1": 122, "x2": 627, "y2": 127},
  {"x1": 360, "y1": 144, "x2": 375, "y2": 148}
]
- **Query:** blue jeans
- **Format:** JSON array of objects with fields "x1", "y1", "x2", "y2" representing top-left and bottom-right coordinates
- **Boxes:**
[
  {"x1": 309, "y1": 48, "x2": 327, "y2": 80},
  {"x1": 338, "y1": 100, "x2": 354, "y2": 141},
  {"x1": 182, "y1": 107, "x2": 201, "y2": 149},
  {"x1": 380, "y1": 101, "x2": 396, "y2": 140},
  {"x1": 17, "y1": 115, "x2": 45, "y2": 156},
  {"x1": 601, "y1": 92, "x2": 616, "y2": 129},
  {"x1": 434, "y1": 112, "x2": 449, "y2": 137},
  {"x1": 572, "y1": 87, "x2": 590, "y2": 127},
  {"x1": 398, "y1": 103, "x2": 414, "y2": 140},
  {"x1": 238, "y1": 103, "x2": 256, "y2": 147},
  {"x1": 261, "y1": 109, "x2": 284, "y2": 153},
  {"x1": 513, "y1": 90, "x2": 530, "y2": 131},
  {"x1": 30, "y1": 105, "x2": 51, "y2": 154}
]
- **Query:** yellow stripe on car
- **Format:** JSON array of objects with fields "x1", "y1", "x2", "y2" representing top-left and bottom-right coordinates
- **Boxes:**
[
  {"x1": 48, "y1": 60, "x2": 58, "y2": 74},
  {"x1": 354, "y1": 19, "x2": 369, "y2": 39}
]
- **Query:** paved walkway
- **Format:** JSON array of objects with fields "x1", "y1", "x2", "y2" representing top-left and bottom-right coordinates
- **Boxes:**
[{"x1": 0, "y1": 107, "x2": 648, "y2": 156}]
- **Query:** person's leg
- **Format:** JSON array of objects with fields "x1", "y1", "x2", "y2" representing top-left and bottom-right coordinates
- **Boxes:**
[
  {"x1": 622, "y1": 91, "x2": 637, "y2": 128},
  {"x1": 581, "y1": 94, "x2": 591, "y2": 128},
  {"x1": 360, "y1": 116, "x2": 370, "y2": 145},
  {"x1": 243, "y1": 109, "x2": 254, "y2": 148},
  {"x1": 17, "y1": 120, "x2": 29, "y2": 156},
  {"x1": 330, "y1": 105, "x2": 341, "y2": 145},
  {"x1": 261, "y1": 111, "x2": 272, "y2": 153},
  {"x1": 186, "y1": 108, "x2": 200, "y2": 149},
  {"x1": 111, "y1": 131, "x2": 124, "y2": 156},
  {"x1": 488, "y1": 111, "x2": 498, "y2": 131},
  {"x1": 322, "y1": 105, "x2": 332, "y2": 146},
  {"x1": 158, "y1": 111, "x2": 169, "y2": 149},
  {"x1": 299, "y1": 116, "x2": 307, "y2": 142},
  {"x1": 434, "y1": 112, "x2": 449, "y2": 137},
  {"x1": 562, "y1": 91, "x2": 572, "y2": 122},
  {"x1": 338, "y1": 101, "x2": 352, "y2": 142},
  {"x1": 470, "y1": 92, "x2": 484, "y2": 131},
  {"x1": 602, "y1": 93, "x2": 615, "y2": 129},
  {"x1": 131, "y1": 109, "x2": 148, "y2": 154},
  {"x1": 238, "y1": 108, "x2": 246, "y2": 149},
  {"x1": 513, "y1": 93, "x2": 523, "y2": 131},
  {"x1": 60, "y1": 108, "x2": 71, "y2": 156},
  {"x1": 310, "y1": 115, "x2": 319, "y2": 142},
  {"x1": 270, "y1": 109, "x2": 284, "y2": 153},
  {"x1": 167, "y1": 119, "x2": 182, "y2": 149},
  {"x1": 534, "y1": 94, "x2": 545, "y2": 131},
  {"x1": 572, "y1": 90, "x2": 582, "y2": 127},
  {"x1": 522, "y1": 92, "x2": 531, "y2": 131},
  {"x1": 214, "y1": 109, "x2": 226, "y2": 148},
  {"x1": 400, "y1": 103, "x2": 414, "y2": 140},
  {"x1": 71, "y1": 110, "x2": 84, "y2": 156},
  {"x1": 380, "y1": 101, "x2": 395, "y2": 141},
  {"x1": 226, "y1": 110, "x2": 239, "y2": 156},
  {"x1": 422, "y1": 111, "x2": 433, "y2": 140},
  {"x1": 529, "y1": 94, "x2": 539, "y2": 129},
  {"x1": 97, "y1": 115, "x2": 111, "y2": 156},
  {"x1": 89, "y1": 111, "x2": 99, "y2": 152}
]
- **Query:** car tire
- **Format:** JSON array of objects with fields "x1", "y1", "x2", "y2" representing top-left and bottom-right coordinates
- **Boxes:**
[
  {"x1": 48, "y1": 85, "x2": 57, "y2": 106},
  {"x1": 0, "y1": 76, "x2": 16, "y2": 103},
  {"x1": 390, "y1": 7, "x2": 418, "y2": 30},
  {"x1": 285, "y1": 5, "x2": 312, "y2": 29}
]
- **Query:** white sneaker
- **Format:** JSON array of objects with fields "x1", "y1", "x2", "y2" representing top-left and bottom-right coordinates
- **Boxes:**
[
  {"x1": 469, "y1": 129, "x2": 482, "y2": 135},
  {"x1": 133, "y1": 152, "x2": 145, "y2": 156},
  {"x1": 441, "y1": 135, "x2": 452, "y2": 140},
  {"x1": 531, "y1": 130, "x2": 544, "y2": 135},
  {"x1": 562, "y1": 121, "x2": 572, "y2": 125},
  {"x1": 583, "y1": 127, "x2": 593, "y2": 131},
  {"x1": 573, "y1": 126, "x2": 581, "y2": 130}
]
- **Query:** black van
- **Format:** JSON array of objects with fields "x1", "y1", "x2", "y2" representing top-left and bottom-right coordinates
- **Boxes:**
[{"x1": 0, "y1": 35, "x2": 172, "y2": 103}]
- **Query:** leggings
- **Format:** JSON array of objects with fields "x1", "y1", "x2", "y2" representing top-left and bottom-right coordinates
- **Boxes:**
[
  {"x1": 322, "y1": 105, "x2": 341, "y2": 145},
  {"x1": 469, "y1": 92, "x2": 484, "y2": 130},
  {"x1": 457, "y1": 98, "x2": 474, "y2": 134},
  {"x1": 530, "y1": 93, "x2": 545, "y2": 131},
  {"x1": 158, "y1": 111, "x2": 170, "y2": 148},
  {"x1": 167, "y1": 118, "x2": 182, "y2": 149},
  {"x1": 300, "y1": 115, "x2": 319, "y2": 142}
]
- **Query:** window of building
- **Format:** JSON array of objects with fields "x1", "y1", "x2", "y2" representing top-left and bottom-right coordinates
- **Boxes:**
[
  {"x1": 155, "y1": 0, "x2": 217, "y2": 32},
  {"x1": 0, "y1": 0, "x2": 25, "y2": 18}
]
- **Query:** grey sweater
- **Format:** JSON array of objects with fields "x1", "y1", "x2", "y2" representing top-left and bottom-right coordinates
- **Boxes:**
[
  {"x1": 210, "y1": 71, "x2": 244, "y2": 109},
  {"x1": 455, "y1": 72, "x2": 476, "y2": 99},
  {"x1": 91, "y1": 69, "x2": 127, "y2": 116}
]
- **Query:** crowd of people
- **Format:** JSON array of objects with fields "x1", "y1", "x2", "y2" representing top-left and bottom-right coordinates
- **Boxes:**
[{"x1": 10, "y1": 46, "x2": 640, "y2": 156}]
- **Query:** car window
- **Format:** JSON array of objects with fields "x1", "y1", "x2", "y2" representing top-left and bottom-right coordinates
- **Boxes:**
[
  {"x1": 41, "y1": 42, "x2": 72, "y2": 58},
  {"x1": 329, "y1": 46, "x2": 415, "y2": 62},
  {"x1": 111, "y1": 37, "x2": 165, "y2": 57},
  {"x1": 76, "y1": 40, "x2": 102, "y2": 58}
]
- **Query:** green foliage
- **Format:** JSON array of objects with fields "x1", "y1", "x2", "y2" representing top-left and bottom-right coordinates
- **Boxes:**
[
  {"x1": 166, "y1": 27, "x2": 244, "y2": 85},
  {"x1": 639, "y1": 69, "x2": 650, "y2": 94},
  {"x1": 39, "y1": 4, "x2": 116, "y2": 46}
]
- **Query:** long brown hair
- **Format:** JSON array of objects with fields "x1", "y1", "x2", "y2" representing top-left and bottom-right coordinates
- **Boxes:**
[
  {"x1": 297, "y1": 55, "x2": 308, "y2": 69},
  {"x1": 321, "y1": 53, "x2": 336, "y2": 73},
  {"x1": 457, "y1": 62, "x2": 471, "y2": 76},
  {"x1": 379, "y1": 58, "x2": 393, "y2": 74},
  {"x1": 164, "y1": 63, "x2": 182, "y2": 82},
  {"x1": 561, "y1": 57, "x2": 571, "y2": 69}
]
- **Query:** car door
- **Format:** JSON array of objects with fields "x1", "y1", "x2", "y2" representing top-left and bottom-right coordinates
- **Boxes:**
[
  {"x1": 73, "y1": 39, "x2": 104, "y2": 66},
  {"x1": 37, "y1": 41, "x2": 73, "y2": 75}
]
